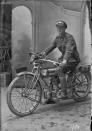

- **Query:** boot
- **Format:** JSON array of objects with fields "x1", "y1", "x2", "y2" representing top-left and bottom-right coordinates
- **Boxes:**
[
  {"x1": 44, "y1": 93, "x2": 56, "y2": 104},
  {"x1": 59, "y1": 75, "x2": 67, "y2": 98}
]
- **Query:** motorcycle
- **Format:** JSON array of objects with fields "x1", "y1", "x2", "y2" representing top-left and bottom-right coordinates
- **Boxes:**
[{"x1": 7, "y1": 52, "x2": 91, "y2": 117}]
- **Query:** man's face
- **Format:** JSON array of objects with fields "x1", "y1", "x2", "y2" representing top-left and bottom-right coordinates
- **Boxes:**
[{"x1": 57, "y1": 27, "x2": 65, "y2": 36}]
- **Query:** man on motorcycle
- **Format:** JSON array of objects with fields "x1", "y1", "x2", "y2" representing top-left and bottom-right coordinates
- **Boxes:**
[{"x1": 42, "y1": 20, "x2": 80, "y2": 104}]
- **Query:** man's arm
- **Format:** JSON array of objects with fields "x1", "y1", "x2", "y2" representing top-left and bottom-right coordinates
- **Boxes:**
[
  {"x1": 63, "y1": 35, "x2": 75, "y2": 61},
  {"x1": 42, "y1": 39, "x2": 57, "y2": 56}
]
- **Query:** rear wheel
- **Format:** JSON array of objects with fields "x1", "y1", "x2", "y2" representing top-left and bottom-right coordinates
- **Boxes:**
[
  {"x1": 7, "y1": 73, "x2": 42, "y2": 117},
  {"x1": 72, "y1": 71, "x2": 91, "y2": 102}
]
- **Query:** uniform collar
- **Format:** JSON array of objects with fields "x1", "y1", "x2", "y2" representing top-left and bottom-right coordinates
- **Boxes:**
[{"x1": 59, "y1": 32, "x2": 66, "y2": 39}]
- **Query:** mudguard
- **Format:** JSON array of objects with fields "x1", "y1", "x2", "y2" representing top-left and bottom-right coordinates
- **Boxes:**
[
  {"x1": 16, "y1": 71, "x2": 41, "y2": 87},
  {"x1": 76, "y1": 64, "x2": 91, "y2": 81},
  {"x1": 76, "y1": 64, "x2": 91, "y2": 73},
  {"x1": 16, "y1": 71, "x2": 34, "y2": 77}
]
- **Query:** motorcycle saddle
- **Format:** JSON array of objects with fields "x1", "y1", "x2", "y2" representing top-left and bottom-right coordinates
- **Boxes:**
[{"x1": 75, "y1": 63, "x2": 91, "y2": 73}]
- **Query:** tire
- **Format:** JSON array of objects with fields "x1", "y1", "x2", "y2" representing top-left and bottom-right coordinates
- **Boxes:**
[
  {"x1": 7, "y1": 73, "x2": 42, "y2": 117},
  {"x1": 72, "y1": 71, "x2": 91, "y2": 102}
]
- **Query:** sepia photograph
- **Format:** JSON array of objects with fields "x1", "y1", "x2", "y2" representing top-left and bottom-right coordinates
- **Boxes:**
[{"x1": 0, "y1": 0, "x2": 92, "y2": 131}]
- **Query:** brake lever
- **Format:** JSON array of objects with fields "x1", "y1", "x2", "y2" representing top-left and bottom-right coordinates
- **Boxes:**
[{"x1": 37, "y1": 53, "x2": 46, "y2": 59}]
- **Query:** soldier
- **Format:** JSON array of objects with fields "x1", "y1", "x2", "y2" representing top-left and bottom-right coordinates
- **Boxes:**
[{"x1": 42, "y1": 20, "x2": 80, "y2": 104}]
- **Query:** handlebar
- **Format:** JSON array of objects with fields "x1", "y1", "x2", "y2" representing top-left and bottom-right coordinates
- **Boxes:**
[{"x1": 27, "y1": 52, "x2": 62, "y2": 67}]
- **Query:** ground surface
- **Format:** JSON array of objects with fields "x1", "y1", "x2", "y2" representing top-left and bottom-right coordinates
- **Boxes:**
[{"x1": 1, "y1": 87, "x2": 91, "y2": 131}]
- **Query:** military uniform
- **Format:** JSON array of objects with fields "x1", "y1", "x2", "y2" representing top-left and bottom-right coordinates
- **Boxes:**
[
  {"x1": 44, "y1": 32, "x2": 80, "y2": 73},
  {"x1": 43, "y1": 21, "x2": 80, "y2": 104}
]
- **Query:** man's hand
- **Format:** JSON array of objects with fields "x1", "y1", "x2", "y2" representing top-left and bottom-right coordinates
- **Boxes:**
[
  {"x1": 62, "y1": 59, "x2": 67, "y2": 64},
  {"x1": 59, "y1": 59, "x2": 67, "y2": 67},
  {"x1": 39, "y1": 51, "x2": 46, "y2": 58}
]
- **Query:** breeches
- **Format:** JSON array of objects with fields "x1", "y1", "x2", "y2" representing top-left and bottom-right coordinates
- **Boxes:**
[
  {"x1": 62, "y1": 61, "x2": 79, "y2": 74},
  {"x1": 57, "y1": 61, "x2": 79, "y2": 89}
]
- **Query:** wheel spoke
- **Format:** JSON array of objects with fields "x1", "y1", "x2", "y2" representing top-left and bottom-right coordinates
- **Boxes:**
[
  {"x1": 7, "y1": 74, "x2": 42, "y2": 116},
  {"x1": 27, "y1": 96, "x2": 39, "y2": 103},
  {"x1": 72, "y1": 72, "x2": 90, "y2": 99},
  {"x1": 14, "y1": 88, "x2": 22, "y2": 95}
]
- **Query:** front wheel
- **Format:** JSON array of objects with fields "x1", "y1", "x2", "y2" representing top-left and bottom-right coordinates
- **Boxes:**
[
  {"x1": 72, "y1": 71, "x2": 91, "y2": 102},
  {"x1": 7, "y1": 73, "x2": 42, "y2": 117}
]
